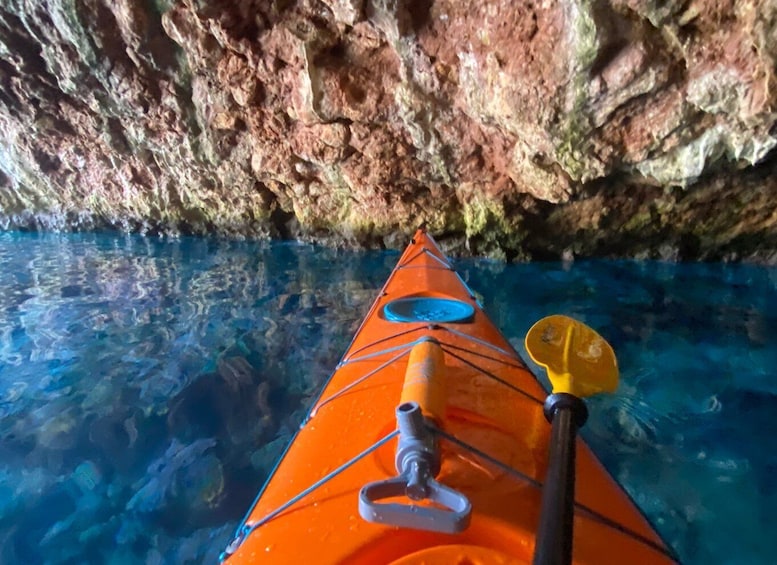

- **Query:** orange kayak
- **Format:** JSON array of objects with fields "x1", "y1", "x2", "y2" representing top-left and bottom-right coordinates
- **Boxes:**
[{"x1": 222, "y1": 229, "x2": 676, "y2": 564}]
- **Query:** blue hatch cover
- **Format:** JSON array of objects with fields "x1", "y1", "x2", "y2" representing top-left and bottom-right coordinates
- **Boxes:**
[{"x1": 383, "y1": 297, "x2": 475, "y2": 324}]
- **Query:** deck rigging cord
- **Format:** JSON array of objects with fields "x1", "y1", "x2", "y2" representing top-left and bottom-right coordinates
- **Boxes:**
[{"x1": 221, "y1": 323, "x2": 678, "y2": 562}]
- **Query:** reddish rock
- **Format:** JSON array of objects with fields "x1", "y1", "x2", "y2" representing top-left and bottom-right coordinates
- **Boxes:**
[{"x1": 0, "y1": 0, "x2": 775, "y2": 260}]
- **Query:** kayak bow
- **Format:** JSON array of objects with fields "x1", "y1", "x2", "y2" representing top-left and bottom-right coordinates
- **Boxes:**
[{"x1": 223, "y1": 229, "x2": 676, "y2": 564}]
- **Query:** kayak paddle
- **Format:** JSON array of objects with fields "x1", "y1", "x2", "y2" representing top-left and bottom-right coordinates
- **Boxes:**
[{"x1": 525, "y1": 315, "x2": 619, "y2": 565}]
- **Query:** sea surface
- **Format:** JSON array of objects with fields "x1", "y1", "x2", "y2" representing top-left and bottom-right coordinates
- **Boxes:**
[{"x1": 0, "y1": 232, "x2": 775, "y2": 564}]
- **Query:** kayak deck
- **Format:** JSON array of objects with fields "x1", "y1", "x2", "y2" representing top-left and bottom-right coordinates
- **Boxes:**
[{"x1": 224, "y1": 230, "x2": 675, "y2": 564}]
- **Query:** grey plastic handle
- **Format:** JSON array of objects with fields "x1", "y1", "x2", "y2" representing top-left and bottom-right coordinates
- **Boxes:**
[
  {"x1": 358, "y1": 402, "x2": 471, "y2": 534},
  {"x1": 358, "y1": 468, "x2": 471, "y2": 534}
]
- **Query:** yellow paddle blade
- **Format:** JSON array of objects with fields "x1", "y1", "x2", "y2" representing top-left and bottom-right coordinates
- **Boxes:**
[{"x1": 525, "y1": 315, "x2": 619, "y2": 398}]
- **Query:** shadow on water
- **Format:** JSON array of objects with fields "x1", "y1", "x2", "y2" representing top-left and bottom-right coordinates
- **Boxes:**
[{"x1": 1, "y1": 232, "x2": 776, "y2": 564}]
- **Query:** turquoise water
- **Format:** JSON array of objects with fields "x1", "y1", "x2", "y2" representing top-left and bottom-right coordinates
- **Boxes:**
[{"x1": 0, "y1": 232, "x2": 775, "y2": 563}]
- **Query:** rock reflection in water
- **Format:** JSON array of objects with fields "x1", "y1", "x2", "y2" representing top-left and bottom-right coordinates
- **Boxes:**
[{"x1": 0, "y1": 233, "x2": 392, "y2": 563}]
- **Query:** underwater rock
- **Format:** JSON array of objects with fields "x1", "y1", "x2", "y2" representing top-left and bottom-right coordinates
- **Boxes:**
[
  {"x1": 216, "y1": 356, "x2": 256, "y2": 393},
  {"x1": 172, "y1": 452, "x2": 225, "y2": 511},
  {"x1": 127, "y1": 437, "x2": 217, "y2": 513},
  {"x1": 2, "y1": 381, "x2": 27, "y2": 403},
  {"x1": 72, "y1": 460, "x2": 104, "y2": 494},
  {"x1": 36, "y1": 407, "x2": 80, "y2": 451},
  {"x1": 168, "y1": 355, "x2": 275, "y2": 445},
  {"x1": 4, "y1": 399, "x2": 85, "y2": 474},
  {"x1": 249, "y1": 435, "x2": 291, "y2": 474},
  {"x1": 88, "y1": 407, "x2": 154, "y2": 472},
  {"x1": 166, "y1": 373, "x2": 232, "y2": 440},
  {"x1": 5, "y1": 482, "x2": 77, "y2": 562},
  {"x1": 160, "y1": 523, "x2": 234, "y2": 564},
  {"x1": 0, "y1": 1, "x2": 776, "y2": 261}
]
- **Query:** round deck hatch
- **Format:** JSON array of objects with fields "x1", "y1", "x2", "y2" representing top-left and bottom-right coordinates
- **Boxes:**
[{"x1": 383, "y1": 297, "x2": 474, "y2": 323}]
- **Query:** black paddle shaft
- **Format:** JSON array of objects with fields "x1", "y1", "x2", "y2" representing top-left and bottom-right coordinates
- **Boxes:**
[{"x1": 533, "y1": 393, "x2": 589, "y2": 565}]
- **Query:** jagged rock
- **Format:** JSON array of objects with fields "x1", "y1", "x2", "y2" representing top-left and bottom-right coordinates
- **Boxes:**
[{"x1": 0, "y1": 0, "x2": 775, "y2": 261}]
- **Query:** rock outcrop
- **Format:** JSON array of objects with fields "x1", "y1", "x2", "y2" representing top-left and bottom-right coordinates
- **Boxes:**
[{"x1": 1, "y1": 0, "x2": 775, "y2": 261}]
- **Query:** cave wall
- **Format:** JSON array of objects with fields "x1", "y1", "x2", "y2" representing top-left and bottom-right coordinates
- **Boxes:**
[{"x1": 0, "y1": 0, "x2": 775, "y2": 261}]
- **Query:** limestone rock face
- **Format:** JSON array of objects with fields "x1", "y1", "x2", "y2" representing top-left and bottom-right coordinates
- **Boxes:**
[{"x1": 1, "y1": 0, "x2": 776, "y2": 261}]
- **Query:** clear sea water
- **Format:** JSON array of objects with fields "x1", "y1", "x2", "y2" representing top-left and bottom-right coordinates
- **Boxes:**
[{"x1": 0, "y1": 232, "x2": 775, "y2": 564}]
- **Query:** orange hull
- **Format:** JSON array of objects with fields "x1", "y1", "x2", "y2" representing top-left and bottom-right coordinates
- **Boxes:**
[{"x1": 224, "y1": 230, "x2": 676, "y2": 564}]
